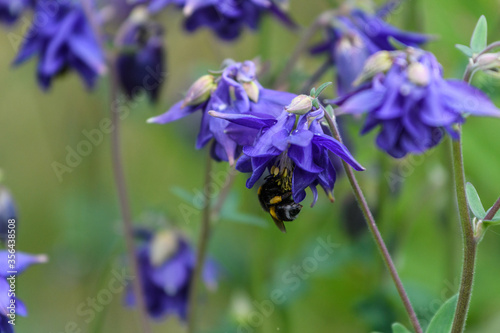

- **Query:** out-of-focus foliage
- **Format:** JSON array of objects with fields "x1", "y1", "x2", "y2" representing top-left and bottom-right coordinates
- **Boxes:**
[{"x1": 1, "y1": 0, "x2": 500, "y2": 332}]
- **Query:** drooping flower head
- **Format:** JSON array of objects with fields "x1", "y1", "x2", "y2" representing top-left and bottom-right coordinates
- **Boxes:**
[
  {"x1": 330, "y1": 48, "x2": 500, "y2": 158},
  {"x1": 148, "y1": 59, "x2": 295, "y2": 164},
  {"x1": 0, "y1": 0, "x2": 33, "y2": 25},
  {"x1": 116, "y1": 7, "x2": 165, "y2": 102},
  {"x1": 13, "y1": 0, "x2": 106, "y2": 89},
  {"x1": 149, "y1": 0, "x2": 295, "y2": 40},
  {"x1": 0, "y1": 251, "x2": 48, "y2": 332},
  {"x1": 125, "y1": 230, "x2": 217, "y2": 320},
  {"x1": 311, "y1": 6, "x2": 429, "y2": 95},
  {"x1": 209, "y1": 94, "x2": 364, "y2": 208}
]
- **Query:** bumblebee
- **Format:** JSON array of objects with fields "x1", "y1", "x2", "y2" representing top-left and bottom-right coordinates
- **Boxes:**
[{"x1": 258, "y1": 166, "x2": 302, "y2": 233}]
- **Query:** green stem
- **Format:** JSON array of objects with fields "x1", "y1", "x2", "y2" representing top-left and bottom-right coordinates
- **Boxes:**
[
  {"x1": 81, "y1": 2, "x2": 151, "y2": 332},
  {"x1": 450, "y1": 130, "x2": 477, "y2": 333},
  {"x1": 211, "y1": 166, "x2": 238, "y2": 221},
  {"x1": 324, "y1": 111, "x2": 423, "y2": 333},
  {"x1": 187, "y1": 153, "x2": 213, "y2": 333}
]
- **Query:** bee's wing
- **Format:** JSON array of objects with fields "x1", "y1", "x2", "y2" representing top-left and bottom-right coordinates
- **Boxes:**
[{"x1": 271, "y1": 215, "x2": 287, "y2": 233}]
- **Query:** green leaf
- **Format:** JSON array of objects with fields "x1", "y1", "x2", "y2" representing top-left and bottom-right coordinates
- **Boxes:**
[
  {"x1": 426, "y1": 294, "x2": 458, "y2": 333},
  {"x1": 466, "y1": 182, "x2": 486, "y2": 219},
  {"x1": 470, "y1": 15, "x2": 487, "y2": 53},
  {"x1": 392, "y1": 322, "x2": 412, "y2": 333},
  {"x1": 314, "y1": 82, "x2": 333, "y2": 97},
  {"x1": 388, "y1": 36, "x2": 408, "y2": 50},
  {"x1": 455, "y1": 44, "x2": 473, "y2": 57},
  {"x1": 170, "y1": 186, "x2": 196, "y2": 204},
  {"x1": 492, "y1": 209, "x2": 500, "y2": 222},
  {"x1": 310, "y1": 87, "x2": 316, "y2": 97}
]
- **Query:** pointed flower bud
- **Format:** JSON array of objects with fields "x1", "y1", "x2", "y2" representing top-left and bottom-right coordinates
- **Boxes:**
[
  {"x1": 182, "y1": 74, "x2": 216, "y2": 107},
  {"x1": 407, "y1": 62, "x2": 431, "y2": 86},
  {"x1": 242, "y1": 81, "x2": 260, "y2": 103},
  {"x1": 285, "y1": 94, "x2": 313, "y2": 115},
  {"x1": 353, "y1": 50, "x2": 393, "y2": 86}
]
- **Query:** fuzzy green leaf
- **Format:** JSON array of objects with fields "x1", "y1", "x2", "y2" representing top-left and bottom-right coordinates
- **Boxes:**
[
  {"x1": 466, "y1": 182, "x2": 486, "y2": 219},
  {"x1": 314, "y1": 82, "x2": 333, "y2": 97},
  {"x1": 426, "y1": 294, "x2": 458, "y2": 333},
  {"x1": 470, "y1": 15, "x2": 487, "y2": 53},
  {"x1": 455, "y1": 44, "x2": 473, "y2": 57},
  {"x1": 392, "y1": 323, "x2": 412, "y2": 333}
]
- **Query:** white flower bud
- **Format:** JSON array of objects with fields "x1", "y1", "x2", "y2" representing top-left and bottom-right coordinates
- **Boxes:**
[{"x1": 285, "y1": 94, "x2": 313, "y2": 115}]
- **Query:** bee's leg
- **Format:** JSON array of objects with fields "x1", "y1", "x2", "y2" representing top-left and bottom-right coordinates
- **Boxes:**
[{"x1": 268, "y1": 191, "x2": 292, "y2": 205}]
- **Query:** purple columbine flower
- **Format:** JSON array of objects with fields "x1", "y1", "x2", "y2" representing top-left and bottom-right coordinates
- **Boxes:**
[
  {"x1": 311, "y1": 7, "x2": 429, "y2": 96},
  {"x1": 0, "y1": 251, "x2": 47, "y2": 332},
  {"x1": 329, "y1": 48, "x2": 500, "y2": 158},
  {"x1": 149, "y1": 0, "x2": 295, "y2": 40},
  {"x1": 0, "y1": 0, "x2": 33, "y2": 25},
  {"x1": 13, "y1": 0, "x2": 106, "y2": 90},
  {"x1": 148, "y1": 60, "x2": 295, "y2": 164},
  {"x1": 116, "y1": 18, "x2": 165, "y2": 102},
  {"x1": 209, "y1": 94, "x2": 364, "y2": 206},
  {"x1": 125, "y1": 230, "x2": 217, "y2": 320}
]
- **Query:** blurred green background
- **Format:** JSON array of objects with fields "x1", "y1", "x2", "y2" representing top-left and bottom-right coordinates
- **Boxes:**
[{"x1": 1, "y1": 0, "x2": 500, "y2": 332}]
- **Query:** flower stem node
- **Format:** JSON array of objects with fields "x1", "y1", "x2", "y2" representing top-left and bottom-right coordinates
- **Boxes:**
[
  {"x1": 285, "y1": 94, "x2": 313, "y2": 115},
  {"x1": 407, "y1": 62, "x2": 431, "y2": 86},
  {"x1": 353, "y1": 50, "x2": 393, "y2": 86},
  {"x1": 182, "y1": 75, "x2": 217, "y2": 108}
]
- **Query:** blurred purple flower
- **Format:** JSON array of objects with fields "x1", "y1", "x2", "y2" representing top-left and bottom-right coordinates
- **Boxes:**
[
  {"x1": 0, "y1": 187, "x2": 16, "y2": 244},
  {"x1": 311, "y1": 7, "x2": 429, "y2": 95},
  {"x1": 149, "y1": 0, "x2": 295, "y2": 40},
  {"x1": 116, "y1": 21, "x2": 165, "y2": 102},
  {"x1": 148, "y1": 60, "x2": 295, "y2": 164},
  {"x1": 210, "y1": 98, "x2": 364, "y2": 205},
  {"x1": 0, "y1": 0, "x2": 33, "y2": 25},
  {"x1": 330, "y1": 49, "x2": 500, "y2": 158},
  {"x1": 0, "y1": 251, "x2": 47, "y2": 332},
  {"x1": 125, "y1": 230, "x2": 217, "y2": 321},
  {"x1": 13, "y1": 0, "x2": 106, "y2": 90}
]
